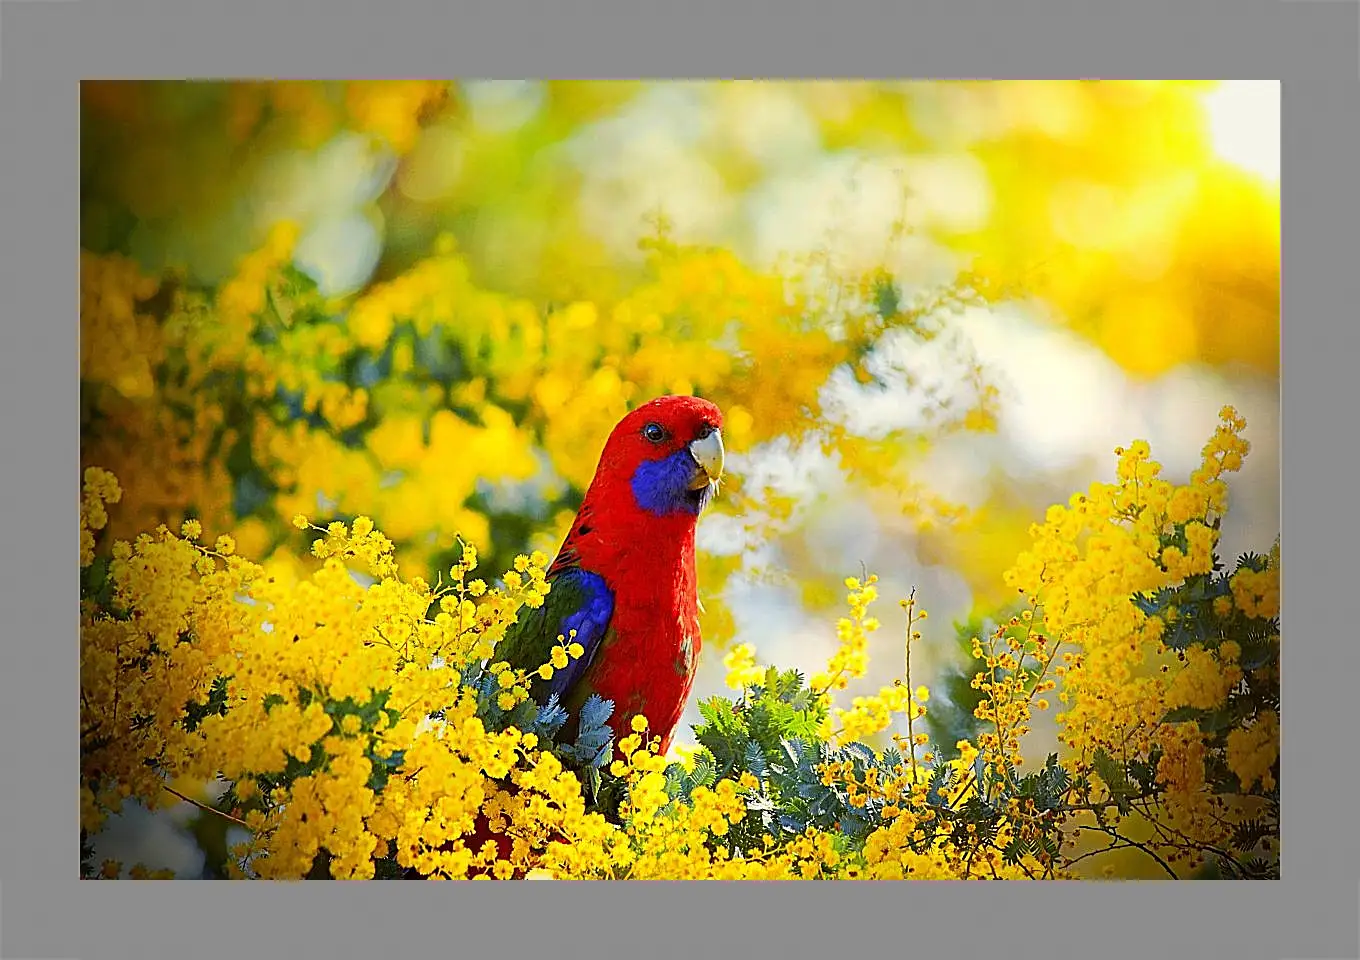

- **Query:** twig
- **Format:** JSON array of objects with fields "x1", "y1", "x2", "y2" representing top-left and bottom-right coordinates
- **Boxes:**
[
  {"x1": 162, "y1": 784, "x2": 252, "y2": 829},
  {"x1": 1075, "y1": 824, "x2": 1176, "y2": 879}
]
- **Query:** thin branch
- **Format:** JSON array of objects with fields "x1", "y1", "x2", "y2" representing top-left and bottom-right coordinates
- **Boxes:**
[
  {"x1": 1075, "y1": 824, "x2": 1177, "y2": 879},
  {"x1": 1064, "y1": 839, "x2": 1140, "y2": 869},
  {"x1": 162, "y1": 784, "x2": 251, "y2": 829}
]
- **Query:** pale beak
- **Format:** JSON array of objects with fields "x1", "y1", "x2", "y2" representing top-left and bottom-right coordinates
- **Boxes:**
[{"x1": 687, "y1": 429, "x2": 725, "y2": 490}]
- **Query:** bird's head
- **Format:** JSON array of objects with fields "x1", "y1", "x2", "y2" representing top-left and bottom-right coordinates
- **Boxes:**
[{"x1": 594, "y1": 395, "x2": 725, "y2": 518}]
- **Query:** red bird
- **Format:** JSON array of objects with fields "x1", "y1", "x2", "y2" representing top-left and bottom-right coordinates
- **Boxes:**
[
  {"x1": 497, "y1": 394, "x2": 725, "y2": 755},
  {"x1": 424, "y1": 396, "x2": 724, "y2": 878}
]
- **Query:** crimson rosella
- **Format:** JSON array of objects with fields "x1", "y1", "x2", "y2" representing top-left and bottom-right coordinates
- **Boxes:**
[{"x1": 497, "y1": 394, "x2": 725, "y2": 755}]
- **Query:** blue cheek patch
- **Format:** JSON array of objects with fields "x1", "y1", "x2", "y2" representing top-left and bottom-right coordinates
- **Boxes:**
[
  {"x1": 630, "y1": 449, "x2": 704, "y2": 517},
  {"x1": 547, "y1": 568, "x2": 614, "y2": 702}
]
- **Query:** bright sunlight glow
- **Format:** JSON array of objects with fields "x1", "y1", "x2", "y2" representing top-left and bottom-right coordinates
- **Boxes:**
[{"x1": 1201, "y1": 80, "x2": 1280, "y2": 184}]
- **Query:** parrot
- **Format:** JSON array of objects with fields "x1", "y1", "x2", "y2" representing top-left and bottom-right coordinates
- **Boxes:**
[
  {"x1": 496, "y1": 393, "x2": 726, "y2": 756},
  {"x1": 405, "y1": 394, "x2": 725, "y2": 878}
]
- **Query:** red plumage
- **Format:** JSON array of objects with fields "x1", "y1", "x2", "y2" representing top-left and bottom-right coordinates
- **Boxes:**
[
  {"x1": 553, "y1": 394, "x2": 724, "y2": 753},
  {"x1": 432, "y1": 395, "x2": 724, "y2": 878}
]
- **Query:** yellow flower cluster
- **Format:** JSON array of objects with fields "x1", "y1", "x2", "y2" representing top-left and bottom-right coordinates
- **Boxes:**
[
  {"x1": 999, "y1": 407, "x2": 1277, "y2": 868},
  {"x1": 83, "y1": 400, "x2": 1277, "y2": 881},
  {"x1": 969, "y1": 612, "x2": 1060, "y2": 770},
  {"x1": 593, "y1": 732, "x2": 974, "y2": 881},
  {"x1": 1226, "y1": 709, "x2": 1279, "y2": 793},
  {"x1": 1005, "y1": 410, "x2": 1246, "y2": 757},
  {"x1": 1164, "y1": 643, "x2": 1242, "y2": 712},
  {"x1": 722, "y1": 642, "x2": 764, "y2": 690},
  {"x1": 343, "y1": 81, "x2": 450, "y2": 154},
  {"x1": 810, "y1": 576, "x2": 880, "y2": 694},
  {"x1": 96, "y1": 860, "x2": 175, "y2": 881},
  {"x1": 80, "y1": 251, "x2": 237, "y2": 547},
  {"x1": 860, "y1": 827, "x2": 1042, "y2": 880},
  {"x1": 834, "y1": 682, "x2": 919, "y2": 745},
  {"x1": 1153, "y1": 720, "x2": 1217, "y2": 844},
  {"x1": 812, "y1": 752, "x2": 1047, "y2": 879},
  {"x1": 81, "y1": 482, "x2": 246, "y2": 832},
  {"x1": 83, "y1": 478, "x2": 596, "y2": 879},
  {"x1": 778, "y1": 576, "x2": 1062, "y2": 878},
  {"x1": 534, "y1": 639, "x2": 588, "y2": 683},
  {"x1": 815, "y1": 586, "x2": 935, "y2": 760},
  {"x1": 80, "y1": 467, "x2": 122, "y2": 566},
  {"x1": 1231, "y1": 541, "x2": 1281, "y2": 621},
  {"x1": 539, "y1": 729, "x2": 810, "y2": 880},
  {"x1": 79, "y1": 227, "x2": 547, "y2": 576},
  {"x1": 83, "y1": 465, "x2": 1060, "y2": 881},
  {"x1": 81, "y1": 197, "x2": 1009, "y2": 665},
  {"x1": 79, "y1": 252, "x2": 161, "y2": 400},
  {"x1": 300, "y1": 515, "x2": 399, "y2": 580}
]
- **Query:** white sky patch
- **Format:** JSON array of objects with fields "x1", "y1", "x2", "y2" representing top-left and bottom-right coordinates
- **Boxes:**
[
  {"x1": 900, "y1": 152, "x2": 993, "y2": 233},
  {"x1": 1125, "y1": 365, "x2": 1242, "y2": 478},
  {"x1": 582, "y1": 150, "x2": 731, "y2": 255},
  {"x1": 880, "y1": 233, "x2": 965, "y2": 293},
  {"x1": 694, "y1": 440, "x2": 851, "y2": 563},
  {"x1": 911, "y1": 432, "x2": 1009, "y2": 511},
  {"x1": 745, "y1": 149, "x2": 990, "y2": 272},
  {"x1": 733, "y1": 437, "x2": 848, "y2": 511},
  {"x1": 721, "y1": 580, "x2": 839, "y2": 687},
  {"x1": 931, "y1": 306, "x2": 1278, "y2": 545},
  {"x1": 745, "y1": 152, "x2": 895, "y2": 271},
  {"x1": 293, "y1": 208, "x2": 384, "y2": 297},
  {"x1": 1201, "y1": 81, "x2": 1280, "y2": 185},
  {"x1": 803, "y1": 496, "x2": 886, "y2": 574},
  {"x1": 1131, "y1": 366, "x2": 1280, "y2": 562},
  {"x1": 461, "y1": 80, "x2": 546, "y2": 134},
  {"x1": 821, "y1": 325, "x2": 983, "y2": 439},
  {"x1": 696, "y1": 507, "x2": 752, "y2": 556},
  {"x1": 955, "y1": 305, "x2": 1151, "y2": 470},
  {"x1": 728, "y1": 577, "x2": 815, "y2": 640},
  {"x1": 602, "y1": 83, "x2": 719, "y2": 147},
  {"x1": 902, "y1": 82, "x2": 1012, "y2": 148},
  {"x1": 89, "y1": 800, "x2": 206, "y2": 878},
  {"x1": 718, "y1": 83, "x2": 823, "y2": 171},
  {"x1": 254, "y1": 131, "x2": 398, "y2": 295},
  {"x1": 567, "y1": 86, "x2": 732, "y2": 258},
  {"x1": 254, "y1": 132, "x2": 397, "y2": 225}
]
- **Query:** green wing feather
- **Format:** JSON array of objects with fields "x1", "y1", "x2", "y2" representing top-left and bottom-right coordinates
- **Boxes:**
[{"x1": 495, "y1": 566, "x2": 615, "y2": 709}]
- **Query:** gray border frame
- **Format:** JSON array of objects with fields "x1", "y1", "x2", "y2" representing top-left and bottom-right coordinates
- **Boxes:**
[{"x1": 3, "y1": 0, "x2": 1344, "y2": 958}]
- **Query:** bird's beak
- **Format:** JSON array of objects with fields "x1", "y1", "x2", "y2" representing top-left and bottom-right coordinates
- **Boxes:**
[{"x1": 687, "y1": 429, "x2": 725, "y2": 490}]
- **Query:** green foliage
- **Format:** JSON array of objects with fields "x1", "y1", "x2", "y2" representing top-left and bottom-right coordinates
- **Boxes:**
[{"x1": 923, "y1": 614, "x2": 992, "y2": 753}]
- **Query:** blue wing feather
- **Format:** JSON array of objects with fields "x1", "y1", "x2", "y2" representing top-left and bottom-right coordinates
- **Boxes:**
[
  {"x1": 497, "y1": 565, "x2": 615, "y2": 709},
  {"x1": 546, "y1": 568, "x2": 614, "y2": 701}
]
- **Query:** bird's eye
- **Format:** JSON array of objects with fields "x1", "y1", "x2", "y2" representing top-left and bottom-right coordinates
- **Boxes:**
[{"x1": 643, "y1": 422, "x2": 668, "y2": 444}]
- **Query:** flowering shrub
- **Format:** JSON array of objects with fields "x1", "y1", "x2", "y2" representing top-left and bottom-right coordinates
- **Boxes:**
[
  {"x1": 80, "y1": 404, "x2": 1279, "y2": 880},
  {"x1": 80, "y1": 218, "x2": 1002, "y2": 670},
  {"x1": 78, "y1": 79, "x2": 1280, "y2": 881}
]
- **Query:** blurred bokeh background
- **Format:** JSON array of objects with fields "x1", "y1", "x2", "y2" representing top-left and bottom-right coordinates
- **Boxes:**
[{"x1": 80, "y1": 80, "x2": 1279, "y2": 877}]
